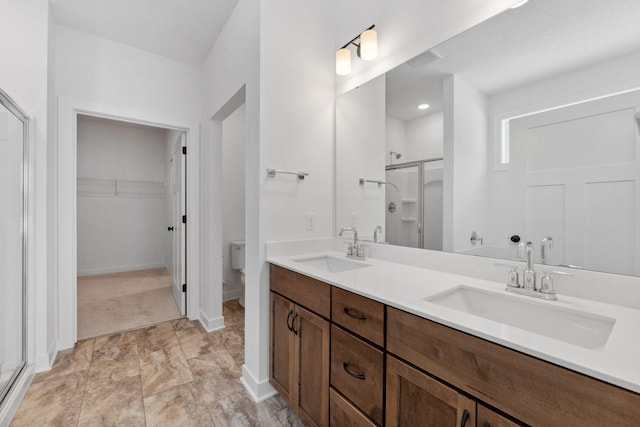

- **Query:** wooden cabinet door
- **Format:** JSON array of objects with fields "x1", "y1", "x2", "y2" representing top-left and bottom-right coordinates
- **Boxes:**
[
  {"x1": 295, "y1": 306, "x2": 330, "y2": 427},
  {"x1": 270, "y1": 292, "x2": 296, "y2": 405},
  {"x1": 386, "y1": 355, "x2": 476, "y2": 427},
  {"x1": 477, "y1": 404, "x2": 523, "y2": 427}
]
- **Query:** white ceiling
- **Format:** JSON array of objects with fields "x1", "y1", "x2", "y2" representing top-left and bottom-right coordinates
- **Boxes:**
[
  {"x1": 386, "y1": 0, "x2": 640, "y2": 121},
  {"x1": 50, "y1": 0, "x2": 239, "y2": 66}
]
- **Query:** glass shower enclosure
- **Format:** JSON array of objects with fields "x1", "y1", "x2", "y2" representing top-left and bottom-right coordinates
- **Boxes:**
[
  {"x1": 385, "y1": 159, "x2": 443, "y2": 249},
  {"x1": 0, "y1": 89, "x2": 28, "y2": 406}
]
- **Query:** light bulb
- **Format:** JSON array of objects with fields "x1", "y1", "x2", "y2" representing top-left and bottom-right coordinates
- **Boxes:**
[
  {"x1": 359, "y1": 29, "x2": 377, "y2": 61},
  {"x1": 336, "y1": 48, "x2": 351, "y2": 75}
]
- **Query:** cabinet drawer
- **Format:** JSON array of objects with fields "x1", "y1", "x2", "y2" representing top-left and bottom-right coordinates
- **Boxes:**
[
  {"x1": 332, "y1": 287, "x2": 384, "y2": 347},
  {"x1": 270, "y1": 264, "x2": 331, "y2": 318},
  {"x1": 387, "y1": 307, "x2": 640, "y2": 427},
  {"x1": 330, "y1": 325, "x2": 384, "y2": 425},
  {"x1": 330, "y1": 388, "x2": 376, "y2": 427}
]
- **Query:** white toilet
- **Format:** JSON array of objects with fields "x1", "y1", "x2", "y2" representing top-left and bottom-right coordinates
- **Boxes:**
[{"x1": 230, "y1": 240, "x2": 245, "y2": 307}]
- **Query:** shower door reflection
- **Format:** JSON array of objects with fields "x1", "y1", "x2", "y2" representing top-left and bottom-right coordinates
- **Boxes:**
[
  {"x1": 0, "y1": 90, "x2": 27, "y2": 404},
  {"x1": 385, "y1": 159, "x2": 444, "y2": 249}
]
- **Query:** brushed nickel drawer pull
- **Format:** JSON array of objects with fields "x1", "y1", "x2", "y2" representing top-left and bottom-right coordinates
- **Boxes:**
[
  {"x1": 343, "y1": 307, "x2": 366, "y2": 320},
  {"x1": 343, "y1": 362, "x2": 365, "y2": 380}
]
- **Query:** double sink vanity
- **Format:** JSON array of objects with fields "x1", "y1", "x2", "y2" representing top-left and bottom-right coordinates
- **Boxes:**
[{"x1": 267, "y1": 246, "x2": 640, "y2": 426}]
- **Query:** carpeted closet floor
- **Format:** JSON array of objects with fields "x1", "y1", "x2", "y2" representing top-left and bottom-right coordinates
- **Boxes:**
[{"x1": 77, "y1": 268, "x2": 183, "y2": 340}]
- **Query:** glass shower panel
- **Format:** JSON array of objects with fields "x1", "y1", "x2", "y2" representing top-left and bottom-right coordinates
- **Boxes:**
[
  {"x1": 0, "y1": 99, "x2": 26, "y2": 403},
  {"x1": 385, "y1": 164, "x2": 421, "y2": 248},
  {"x1": 423, "y1": 160, "x2": 444, "y2": 251}
]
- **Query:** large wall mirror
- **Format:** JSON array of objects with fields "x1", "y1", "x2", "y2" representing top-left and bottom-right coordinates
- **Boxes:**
[
  {"x1": 0, "y1": 89, "x2": 28, "y2": 405},
  {"x1": 336, "y1": 0, "x2": 640, "y2": 276}
]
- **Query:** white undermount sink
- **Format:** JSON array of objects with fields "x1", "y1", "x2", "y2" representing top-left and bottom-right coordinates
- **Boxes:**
[
  {"x1": 293, "y1": 255, "x2": 370, "y2": 273},
  {"x1": 425, "y1": 286, "x2": 615, "y2": 350}
]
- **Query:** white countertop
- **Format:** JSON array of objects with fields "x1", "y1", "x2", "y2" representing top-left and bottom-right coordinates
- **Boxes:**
[{"x1": 268, "y1": 250, "x2": 640, "y2": 394}]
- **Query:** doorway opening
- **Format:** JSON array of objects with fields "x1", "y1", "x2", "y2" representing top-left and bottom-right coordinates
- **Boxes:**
[{"x1": 76, "y1": 115, "x2": 186, "y2": 339}]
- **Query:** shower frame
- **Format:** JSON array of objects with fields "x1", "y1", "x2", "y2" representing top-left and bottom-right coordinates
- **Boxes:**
[{"x1": 0, "y1": 88, "x2": 29, "y2": 407}]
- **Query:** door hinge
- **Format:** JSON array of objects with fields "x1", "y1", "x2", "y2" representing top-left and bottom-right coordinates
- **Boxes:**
[
  {"x1": 182, "y1": 215, "x2": 187, "y2": 224},
  {"x1": 182, "y1": 284, "x2": 187, "y2": 292},
  {"x1": 182, "y1": 146, "x2": 187, "y2": 155}
]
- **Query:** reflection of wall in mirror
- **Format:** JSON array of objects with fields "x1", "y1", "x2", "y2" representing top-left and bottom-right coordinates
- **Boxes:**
[
  {"x1": 486, "y1": 49, "x2": 640, "y2": 275},
  {"x1": 335, "y1": 75, "x2": 386, "y2": 240},
  {"x1": 385, "y1": 113, "x2": 443, "y2": 165}
]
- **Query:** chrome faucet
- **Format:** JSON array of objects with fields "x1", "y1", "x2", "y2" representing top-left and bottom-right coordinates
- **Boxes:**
[
  {"x1": 541, "y1": 236, "x2": 553, "y2": 265},
  {"x1": 522, "y1": 241, "x2": 536, "y2": 290},
  {"x1": 373, "y1": 226, "x2": 383, "y2": 243},
  {"x1": 339, "y1": 226, "x2": 365, "y2": 259},
  {"x1": 505, "y1": 241, "x2": 560, "y2": 300}
]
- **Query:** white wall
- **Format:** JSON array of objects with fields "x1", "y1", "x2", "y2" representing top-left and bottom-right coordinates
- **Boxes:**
[
  {"x1": 222, "y1": 104, "x2": 246, "y2": 298},
  {"x1": 406, "y1": 112, "x2": 443, "y2": 161},
  {"x1": 76, "y1": 116, "x2": 167, "y2": 276},
  {"x1": 55, "y1": 25, "x2": 203, "y2": 349},
  {"x1": 0, "y1": 0, "x2": 52, "y2": 379},
  {"x1": 443, "y1": 74, "x2": 489, "y2": 252},
  {"x1": 200, "y1": 0, "x2": 262, "y2": 396},
  {"x1": 336, "y1": 75, "x2": 386, "y2": 239},
  {"x1": 385, "y1": 116, "x2": 406, "y2": 165}
]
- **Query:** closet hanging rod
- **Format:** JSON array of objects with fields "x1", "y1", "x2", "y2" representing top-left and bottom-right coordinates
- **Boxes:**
[
  {"x1": 359, "y1": 178, "x2": 390, "y2": 186},
  {"x1": 267, "y1": 168, "x2": 309, "y2": 180}
]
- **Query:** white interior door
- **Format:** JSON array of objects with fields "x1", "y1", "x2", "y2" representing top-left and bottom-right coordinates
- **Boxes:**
[
  {"x1": 508, "y1": 91, "x2": 640, "y2": 275},
  {"x1": 170, "y1": 134, "x2": 186, "y2": 314}
]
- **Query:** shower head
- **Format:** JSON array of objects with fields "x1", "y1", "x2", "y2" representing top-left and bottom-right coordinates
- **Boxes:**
[{"x1": 390, "y1": 151, "x2": 402, "y2": 159}]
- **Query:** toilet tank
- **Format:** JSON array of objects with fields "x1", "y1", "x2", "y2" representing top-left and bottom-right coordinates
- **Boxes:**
[{"x1": 230, "y1": 240, "x2": 245, "y2": 270}]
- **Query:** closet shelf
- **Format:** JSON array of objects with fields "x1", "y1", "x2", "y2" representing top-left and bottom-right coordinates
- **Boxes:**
[{"x1": 77, "y1": 178, "x2": 165, "y2": 199}]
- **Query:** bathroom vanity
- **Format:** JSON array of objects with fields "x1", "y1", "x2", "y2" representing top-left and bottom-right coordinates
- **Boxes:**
[{"x1": 268, "y1": 253, "x2": 640, "y2": 427}]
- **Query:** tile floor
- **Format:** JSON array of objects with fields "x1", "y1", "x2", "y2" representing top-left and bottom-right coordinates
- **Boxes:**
[{"x1": 11, "y1": 300, "x2": 303, "y2": 427}]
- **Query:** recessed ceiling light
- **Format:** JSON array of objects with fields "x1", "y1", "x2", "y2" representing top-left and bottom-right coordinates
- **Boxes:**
[
  {"x1": 418, "y1": 104, "x2": 430, "y2": 110},
  {"x1": 510, "y1": 0, "x2": 529, "y2": 8}
]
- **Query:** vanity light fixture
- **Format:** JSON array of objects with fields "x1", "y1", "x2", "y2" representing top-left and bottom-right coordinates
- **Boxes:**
[
  {"x1": 418, "y1": 103, "x2": 430, "y2": 110},
  {"x1": 336, "y1": 25, "x2": 377, "y2": 75},
  {"x1": 510, "y1": 0, "x2": 529, "y2": 8}
]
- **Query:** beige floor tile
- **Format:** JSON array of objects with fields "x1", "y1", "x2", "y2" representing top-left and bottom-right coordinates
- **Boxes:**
[
  {"x1": 190, "y1": 350, "x2": 243, "y2": 404},
  {"x1": 78, "y1": 375, "x2": 145, "y2": 426},
  {"x1": 276, "y1": 405, "x2": 306, "y2": 427},
  {"x1": 143, "y1": 383, "x2": 213, "y2": 427},
  {"x1": 175, "y1": 320, "x2": 225, "y2": 359},
  {"x1": 136, "y1": 321, "x2": 180, "y2": 352},
  {"x1": 94, "y1": 330, "x2": 137, "y2": 350},
  {"x1": 207, "y1": 389, "x2": 281, "y2": 427},
  {"x1": 32, "y1": 339, "x2": 94, "y2": 384},
  {"x1": 86, "y1": 340, "x2": 140, "y2": 389},
  {"x1": 139, "y1": 344, "x2": 193, "y2": 397},
  {"x1": 10, "y1": 371, "x2": 87, "y2": 427}
]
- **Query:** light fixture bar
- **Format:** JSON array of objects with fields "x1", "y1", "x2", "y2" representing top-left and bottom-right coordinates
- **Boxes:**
[{"x1": 340, "y1": 24, "x2": 375, "y2": 50}]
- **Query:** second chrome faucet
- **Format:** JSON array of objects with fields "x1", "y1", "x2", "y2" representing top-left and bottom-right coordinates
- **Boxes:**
[{"x1": 339, "y1": 226, "x2": 365, "y2": 260}]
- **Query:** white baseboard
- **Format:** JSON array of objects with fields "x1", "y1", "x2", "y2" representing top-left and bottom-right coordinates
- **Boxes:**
[
  {"x1": 223, "y1": 286, "x2": 243, "y2": 302},
  {"x1": 0, "y1": 364, "x2": 35, "y2": 427},
  {"x1": 35, "y1": 340, "x2": 58, "y2": 373},
  {"x1": 77, "y1": 262, "x2": 166, "y2": 277},
  {"x1": 240, "y1": 364, "x2": 277, "y2": 403},
  {"x1": 198, "y1": 309, "x2": 225, "y2": 333}
]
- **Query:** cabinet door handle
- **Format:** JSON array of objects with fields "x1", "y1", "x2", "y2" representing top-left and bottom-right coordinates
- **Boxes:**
[
  {"x1": 286, "y1": 310, "x2": 293, "y2": 332},
  {"x1": 460, "y1": 409, "x2": 470, "y2": 427},
  {"x1": 291, "y1": 312, "x2": 299, "y2": 335},
  {"x1": 343, "y1": 307, "x2": 366, "y2": 320},
  {"x1": 482, "y1": 422, "x2": 490, "y2": 427},
  {"x1": 342, "y1": 362, "x2": 365, "y2": 380}
]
